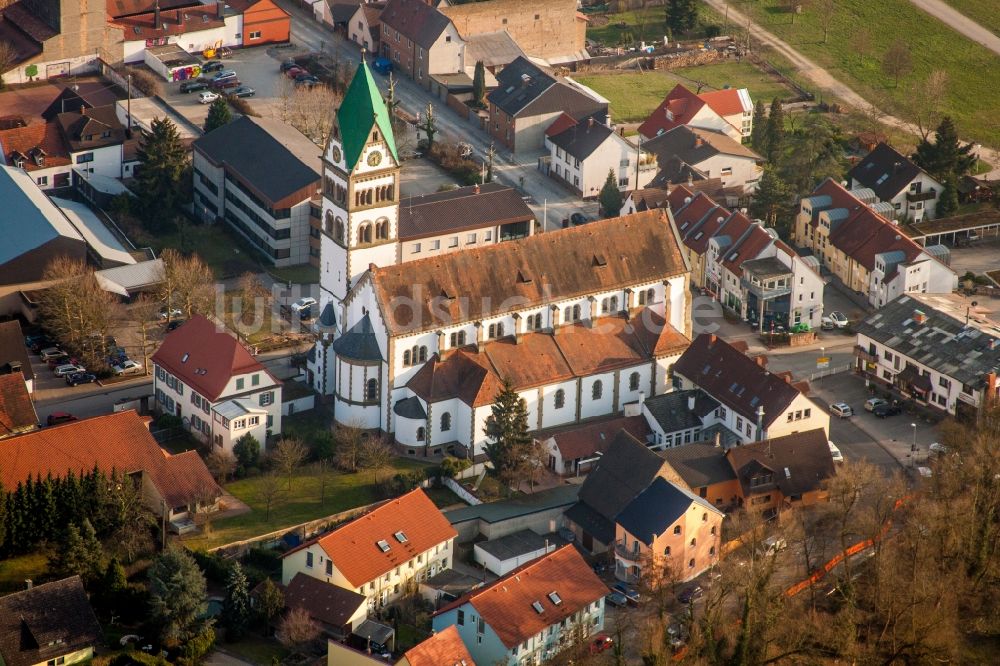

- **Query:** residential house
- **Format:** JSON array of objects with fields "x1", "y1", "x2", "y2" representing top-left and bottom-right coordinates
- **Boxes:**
[
  {"x1": 446, "y1": 485, "x2": 580, "y2": 544},
  {"x1": 398, "y1": 625, "x2": 476, "y2": 666},
  {"x1": 486, "y1": 57, "x2": 607, "y2": 154},
  {"x1": 348, "y1": 1, "x2": 384, "y2": 51},
  {"x1": 0, "y1": 373, "x2": 38, "y2": 440},
  {"x1": 643, "y1": 125, "x2": 762, "y2": 194},
  {"x1": 281, "y1": 488, "x2": 458, "y2": 610},
  {"x1": 543, "y1": 114, "x2": 656, "y2": 198},
  {"x1": 151, "y1": 315, "x2": 283, "y2": 451},
  {"x1": 473, "y1": 529, "x2": 558, "y2": 577},
  {"x1": 319, "y1": 0, "x2": 368, "y2": 31},
  {"x1": 667, "y1": 186, "x2": 824, "y2": 328},
  {"x1": 0, "y1": 320, "x2": 35, "y2": 393},
  {"x1": 854, "y1": 292, "x2": 1000, "y2": 418},
  {"x1": 659, "y1": 428, "x2": 836, "y2": 517},
  {"x1": 464, "y1": 30, "x2": 526, "y2": 73},
  {"x1": 283, "y1": 572, "x2": 368, "y2": 640},
  {"x1": 0, "y1": 577, "x2": 102, "y2": 666},
  {"x1": 379, "y1": 0, "x2": 464, "y2": 89},
  {"x1": 538, "y1": 414, "x2": 651, "y2": 477},
  {"x1": 564, "y1": 430, "x2": 723, "y2": 583},
  {"x1": 0, "y1": 121, "x2": 73, "y2": 189},
  {"x1": 638, "y1": 84, "x2": 752, "y2": 142},
  {"x1": 55, "y1": 104, "x2": 137, "y2": 179},
  {"x1": 847, "y1": 143, "x2": 943, "y2": 222},
  {"x1": 432, "y1": 545, "x2": 607, "y2": 666},
  {"x1": 794, "y1": 179, "x2": 956, "y2": 307},
  {"x1": 193, "y1": 115, "x2": 322, "y2": 267},
  {"x1": 641, "y1": 389, "x2": 733, "y2": 449},
  {"x1": 0, "y1": 410, "x2": 222, "y2": 521},
  {"x1": 439, "y1": 0, "x2": 588, "y2": 67},
  {"x1": 42, "y1": 80, "x2": 123, "y2": 122},
  {"x1": 672, "y1": 334, "x2": 829, "y2": 444}
]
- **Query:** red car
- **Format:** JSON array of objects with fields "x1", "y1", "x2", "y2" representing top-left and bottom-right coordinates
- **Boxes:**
[
  {"x1": 285, "y1": 66, "x2": 306, "y2": 79},
  {"x1": 590, "y1": 633, "x2": 613, "y2": 654},
  {"x1": 47, "y1": 412, "x2": 78, "y2": 426}
]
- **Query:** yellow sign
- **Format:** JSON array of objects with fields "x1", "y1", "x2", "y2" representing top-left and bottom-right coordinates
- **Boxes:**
[{"x1": 817, "y1": 356, "x2": 830, "y2": 369}]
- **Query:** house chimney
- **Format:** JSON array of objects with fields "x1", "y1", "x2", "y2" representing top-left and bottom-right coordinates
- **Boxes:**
[
  {"x1": 436, "y1": 330, "x2": 446, "y2": 359},
  {"x1": 708, "y1": 333, "x2": 717, "y2": 344},
  {"x1": 913, "y1": 310, "x2": 927, "y2": 324},
  {"x1": 713, "y1": 431, "x2": 721, "y2": 447},
  {"x1": 549, "y1": 304, "x2": 560, "y2": 334},
  {"x1": 587, "y1": 295, "x2": 598, "y2": 329},
  {"x1": 687, "y1": 393, "x2": 696, "y2": 411},
  {"x1": 756, "y1": 405, "x2": 766, "y2": 442},
  {"x1": 754, "y1": 354, "x2": 768, "y2": 368},
  {"x1": 513, "y1": 312, "x2": 523, "y2": 344},
  {"x1": 217, "y1": 0, "x2": 225, "y2": 19},
  {"x1": 694, "y1": 136, "x2": 703, "y2": 148},
  {"x1": 154, "y1": 0, "x2": 162, "y2": 29},
  {"x1": 588, "y1": 116, "x2": 594, "y2": 129},
  {"x1": 24, "y1": 579, "x2": 32, "y2": 590},
  {"x1": 474, "y1": 321, "x2": 484, "y2": 353}
]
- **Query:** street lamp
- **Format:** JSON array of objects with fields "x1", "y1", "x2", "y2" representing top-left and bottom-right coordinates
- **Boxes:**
[
  {"x1": 966, "y1": 300, "x2": 979, "y2": 327},
  {"x1": 910, "y1": 422, "x2": 917, "y2": 468}
]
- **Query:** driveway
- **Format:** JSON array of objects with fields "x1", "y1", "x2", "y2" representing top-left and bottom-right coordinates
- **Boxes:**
[
  {"x1": 946, "y1": 237, "x2": 1000, "y2": 276},
  {"x1": 908, "y1": 0, "x2": 1000, "y2": 57}
]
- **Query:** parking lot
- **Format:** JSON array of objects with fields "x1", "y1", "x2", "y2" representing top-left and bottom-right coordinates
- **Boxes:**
[{"x1": 946, "y1": 236, "x2": 1000, "y2": 276}]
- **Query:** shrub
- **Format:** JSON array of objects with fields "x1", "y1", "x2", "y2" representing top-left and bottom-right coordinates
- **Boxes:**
[
  {"x1": 226, "y1": 95, "x2": 259, "y2": 118},
  {"x1": 243, "y1": 547, "x2": 282, "y2": 574},
  {"x1": 704, "y1": 24, "x2": 722, "y2": 38},
  {"x1": 155, "y1": 413, "x2": 183, "y2": 430},
  {"x1": 177, "y1": 627, "x2": 215, "y2": 666},
  {"x1": 120, "y1": 67, "x2": 162, "y2": 97},
  {"x1": 108, "y1": 652, "x2": 169, "y2": 666},
  {"x1": 192, "y1": 550, "x2": 232, "y2": 584},
  {"x1": 439, "y1": 456, "x2": 471, "y2": 479}
]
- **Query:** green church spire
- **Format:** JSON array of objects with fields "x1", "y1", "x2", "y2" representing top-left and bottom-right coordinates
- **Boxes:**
[{"x1": 337, "y1": 60, "x2": 398, "y2": 170}]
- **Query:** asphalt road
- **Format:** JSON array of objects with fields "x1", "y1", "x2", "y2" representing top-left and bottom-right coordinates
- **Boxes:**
[
  {"x1": 908, "y1": 0, "x2": 1000, "y2": 56},
  {"x1": 274, "y1": 0, "x2": 599, "y2": 230}
]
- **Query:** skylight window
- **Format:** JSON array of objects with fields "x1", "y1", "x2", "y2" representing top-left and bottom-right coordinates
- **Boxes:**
[
  {"x1": 181, "y1": 353, "x2": 189, "y2": 363},
  {"x1": 531, "y1": 601, "x2": 544, "y2": 614},
  {"x1": 377, "y1": 540, "x2": 391, "y2": 553},
  {"x1": 394, "y1": 531, "x2": 408, "y2": 543},
  {"x1": 548, "y1": 592, "x2": 562, "y2": 606}
]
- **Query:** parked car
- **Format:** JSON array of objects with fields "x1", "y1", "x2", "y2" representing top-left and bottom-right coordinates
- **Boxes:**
[
  {"x1": 372, "y1": 57, "x2": 393, "y2": 75},
  {"x1": 210, "y1": 77, "x2": 241, "y2": 90},
  {"x1": 917, "y1": 466, "x2": 933, "y2": 478},
  {"x1": 828, "y1": 440, "x2": 844, "y2": 464},
  {"x1": 166, "y1": 319, "x2": 186, "y2": 332},
  {"x1": 284, "y1": 66, "x2": 305, "y2": 79},
  {"x1": 159, "y1": 308, "x2": 183, "y2": 320},
  {"x1": 25, "y1": 334, "x2": 54, "y2": 351},
  {"x1": 821, "y1": 316, "x2": 835, "y2": 330},
  {"x1": 612, "y1": 582, "x2": 640, "y2": 605},
  {"x1": 212, "y1": 69, "x2": 237, "y2": 80},
  {"x1": 589, "y1": 634, "x2": 614, "y2": 655},
  {"x1": 53, "y1": 363, "x2": 86, "y2": 377},
  {"x1": 604, "y1": 591, "x2": 628, "y2": 607},
  {"x1": 570, "y1": 212, "x2": 588, "y2": 226},
  {"x1": 290, "y1": 297, "x2": 317, "y2": 314},
  {"x1": 230, "y1": 86, "x2": 256, "y2": 98},
  {"x1": 198, "y1": 90, "x2": 220, "y2": 104},
  {"x1": 864, "y1": 397, "x2": 888, "y2": 412},
  {"x1": 39, "y1": 347, "x2": 64, "y2": 361},
  {"x1": 46, "y1": 354, "x2": 73, "y2": 369},
  {"x1": 677, "y1": 585, "x2": 703, "y2": 604},
  {"x1": 66, "y1": 372, "x2": 97, "y2": 386},
  {"x1": 113, "y1": 360, "x2": 143, "y2": 376},
  {"x1": 180, "y1": 80, "x2": 209, "y2": 93},
  {"x1": 827, "y1": 311, "x2": 849, "y2": 328},
  {"x1": 47, "y1": 412, "x2": 78, "y2": 426},
  {"x1": 762, "y1": 536, "x2": 787, "y2": 554},
  {"x1": 873, "y1": 402, "x2": 902, "y2": 418},
  {"x1": 202, "y1": 60, "x2": 225, "y2": 73},
  {"x1": 929, "y1": 442, "x2": 949, "y2": 455},
  {"x1": 294, "y1": 75, "x2": 320, "y2": 87},
  {"x1": 830, "y1": 402, "x2": 854, "y2": 418},
  {"x1": 279, "y1": 59, "x2": 299, "y2": 72}
]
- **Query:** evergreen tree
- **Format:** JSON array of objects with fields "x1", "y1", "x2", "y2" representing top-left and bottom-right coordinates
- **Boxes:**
[
  {"x1": 7, "y1": 482, "x2": 27, "y2": 554},
  {"x1": 484, "y1": 377, "x2": 533, "y2": 489},
  {"x1": 233, "y1": 433, "x2": 261, "y2": 473},
  {"x1": 149, "y1": 547, "x2": 210, "y2": 645},
  {"x1": 204, "y1": 97, "x2": 232, "y2": 133},
  {"x1": 256, "y1": 578, "x2": 284, "y2": 634},
  {"x1": 472, "y1": 60, "x2": 486, "y2": 107},
  {"x1": 599, "y1": 168, "x2": 623, "y2": 217},
  {"x1": 97, "y1": 557, "x2": 129, "y2": 615},
  {"x1": 0, "y1": 483, "x2": 5, "y2": 554},
  {"x1": 913, "y1": 116, "x2": 977, "y2": 181},
  {"x1": 749, "y1": 167, "x2": 793, "y2": 231},
  {"x1": 134, "y1": 117, "x2": 188, "y2": 231},
  {"x1": 665, "y1": 0, "x2": 698, "y2": 35},
  {"x1": 50, "y1": 519, "x2": 103, "y2": 583},
  {"x1": 750, "y1": 99, "x2": 768, "y2": 153},
  {"x1": 222, "y1": 562, "x2": 252, "y2": 641},
  {"x1": 38, "y1": 473, "x2": 57, "y2": 538},
  {"x1": 764, "y1": 98, "x2": 785, "y2": 164},
  {"x1": 936, "y1": 177, "x2": 959, "y2": 218}
]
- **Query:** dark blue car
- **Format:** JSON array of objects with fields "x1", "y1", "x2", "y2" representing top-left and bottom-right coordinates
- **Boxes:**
[{"x1": 373, "y1": 57, "x2": 393, "y2": 75}]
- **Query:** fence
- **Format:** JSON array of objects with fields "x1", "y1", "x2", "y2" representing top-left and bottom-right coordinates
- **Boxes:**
[
  {"x1": 808, "y1": 363, "x2": 852, "y2": 381},
  {"x1": 443, "y1": 478, "x2": 482, "y2": 506}
]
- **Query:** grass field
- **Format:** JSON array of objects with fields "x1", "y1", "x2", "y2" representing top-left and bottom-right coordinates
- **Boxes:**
[
  {"x1": 747, "y1": 0, "x2": 1000, "y2": 147},
  {"x1": 0, "y1": 552, "x2": 49, "y2": 594},
  {"x1": 586, "y1": 4, "x2": 726, "y2": 45},
  {"x1": 943, "y1": 0, "x2": 1000, "y2": 36},
  {"x1": 184, "y1": 458, "x2": 436, "y2": 550},
  {"x1": 576, "y1": 61, "x2": 795, "y2": 122}
]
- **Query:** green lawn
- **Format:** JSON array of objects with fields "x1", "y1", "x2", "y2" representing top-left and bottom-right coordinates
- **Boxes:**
[
  {"x1": 576, "y1": 61, "x2": 795, "y2": 122},
  {"x1": 587, "y1": 5, "x2": 729, "y2": 45},
  {"x1": 218, "y1": 637, "x2": 289, "y2": 664},
  {"x1": 185, "y1": 458, "x2": 435, "y2": 550},
  {"x1": 0, "y1": 551, "x2": 50, "y2": 594},
  {"x1": 747, "y1": 0, "x2": 1000, "y2": 147},
  {"x1": 943, "y1": 0, "x2": 1000, "y2": 36},
  {"x1": 156, "y1": 223, "x2": 259, "y2": 279}
]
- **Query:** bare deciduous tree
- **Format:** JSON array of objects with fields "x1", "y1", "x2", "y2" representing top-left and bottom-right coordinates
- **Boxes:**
[
  {"x1": 206, "y1": 449, "x2": 237, "y2": 483},
  {"x1": 0, "y1": 40, "x2": 17, "y2": 89},
  {"x1": 882, "y1": 39, "x2": 912, "y2": 88},
  {"x1": 130, "y1": 293, "x2": 161, "y2": 374},
  {"x1": 334, "y1": 423, "x2": 365, "y2": 472},
  {"x1": 256, "y1": 472, "x2": 284, "y2": 521},
  {"x1": 37, "y1": 256, "x2": 120, "y2": 367},
  {"x1": 276, "y1": 607, "x2": 321, "y2": 655},
  {"x1": 359, "y1": 435, "x2": 394, "y2": 483},
  {"x1": 816, "y1": 0, "x2": 836, "y2": 43},
  {"x1": 273, "y1": 81, "x2": 343, "y2": 146},
  {"x1": 271, "y1": 437, "x2": 309, "y2": 489},
  {"x1": 312, "y1": 458, "x2": 334, "y2": 504}
]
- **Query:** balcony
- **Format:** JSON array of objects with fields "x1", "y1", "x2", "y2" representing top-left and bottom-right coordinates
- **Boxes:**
[
  {"x1": 906, "y1": 188, "x2": 937, "y2": 203},
  {"x1": 614, "y1": 541, "x2": 643, "y2": 563},
  {"x1": 855, "y1": 345, "x2": 878, "y2": 364}
]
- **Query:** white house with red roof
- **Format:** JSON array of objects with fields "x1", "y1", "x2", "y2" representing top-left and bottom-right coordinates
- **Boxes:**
[
  {"x1": 151, "y1": 315, "x2": 282, "y2": 452},
  {"x1": 431, "y1": 545, "x2": 608, "y2": 666},
  {"x1": 638, "y1": 84, "x2": 753, "y2": 142},
  {"x1": 281, "y1": 488, "x2": 457, "y2": 610}
]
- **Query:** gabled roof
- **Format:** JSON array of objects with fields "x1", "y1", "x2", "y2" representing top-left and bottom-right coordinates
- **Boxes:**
[
  {"x1": 380, "y1": 0, "x2": 452, "y2": 50},
  {"x1": 107, "y1": 0, "x2": 199, "y2": 20},
  {"x1": 576, "y1": 430, "x2": 666, "y2": 524},
  {"x1": 370, "y1": 209, "x2": 688, "y2": 335},
  {"x1": 398, "y1": 182, "x2": 534, "y2": 240},
  {"x1": 0, "y1": 320, "x2": 33, "y2": 384},
  {"x1": 697, "y1": 87, "x2": 752, "y2": 117},
  {"x1": 638, "y1": 84, "x2": 706, "y2": 139},
  {"x1": 673, "y1": 334, "x2": 803, "y2": 427},
  {"x1": 0, "y1": 165, "x2": 84, "y2": 268},
  {"x1": 725, "y1": 429, "x2": 835, "y2": 497},
  {"x1": 434, "y1": 545, "x2": 607, "y2": 649},
  {"x1": 151, "y1": 314, "x2": 275, "y2": 402},
  {"x1": 0, "y1": 576, "x2": 102, "y2": 666},
  {"x1": 617, "y1": 477, "x2": 722, "y2": 546},
  {"x1": 465, "y1": 29, "x2": 526, "y2": 68},
  {"x1": 42, "y1": 83, "x2": 123, "y2": 122},
  {"x1": 285, "y1": 489, "x2": 457, "y2": 588},
  {"x1": 0, "y1": 122, "x2": 71, "y2": 172},
  {"x1": 538, "y1": 415, "x2": 651, "y2": 462},
  {"x1": 547, "y1": 117, "x2": 618, "y2": 161},
  {"x1": 643, "y1": 389, "x2": 718, "y2": 434},
  {"x1": 487, "y1": 57, "x2": 556, "y2": 117},
  {"x1": 644, "y1": 125, "x2": 761, "y2": 165},
  {"x1": 660, "y1": 442, "x2": 736, "y2": 489},
  {"x1": 112, "y1": 5, "x2": 226, "y2": 40},
  {"x1": 332, "y1": 313, "x2": 383, "y2": 362},
  {"x1": 0, "y1": 373, "x2": 37, "y2": 439},
  {"x1": 336, "y1": 60, "x2": 398, "y2": 170},
  {"x1": 847, "y1": 142, "x2": 936, "y2": 201},
  {"x1": 283, "y1": 573, "x2": 366, "y2": 629},
  {"x1": 54, "y1": 105, "x2": 125, "y2": 151},
  {"x1": 0, "y1": 411, "x2": 221, "y2": 509},
  {"x1": 402, "y1": 625, "x2": 476, "y2": 666},
  {"x1": 193, "y1": 116, "x2": 321, "y2": 205}
]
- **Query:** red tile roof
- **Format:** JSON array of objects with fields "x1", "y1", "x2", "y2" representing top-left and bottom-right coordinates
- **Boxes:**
[
  {"x1": 720, "y1": 220, "x2": 774, "y2": 278},
  {"x1": 0, "y1": 122, "x2": 71, "y2": 172},
  {"x1": 545, "y1": 112, "x2": 577, "y2": 137},
  {"x1": 151, "y1": 315, "x2": 275, "y2": 402},
  {"x1": 539, "y1": 415, "x2": 650, "y2": 461},
  {"x1": 697, "y1": 88, "x2": 748, "y2": 117},
  {"x1": 113, "y1": 6, "x2": 226, "y2": 40},
  {"x1": 0, "y1": 373, "x2": 37, "y2": 439},
  {"x1": 638, "y1": 84, "x2": 705, "y2": 139},
  {"x1": 0, "y1": 411, "x2": 221, "y2": 508},
  {"x1": 402, "y1": 625, "x2": 476, "y2": 666},
  {"x1": 289, "y1": 489, "x2": 457, "y2": 588},
  {"x1": 435, "y1": 545, "x2": 608, "y2": 649}
]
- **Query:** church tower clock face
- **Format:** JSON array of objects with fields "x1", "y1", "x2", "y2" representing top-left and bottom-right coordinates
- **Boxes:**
[
  {"x1": 331, "y1": 146, "x2": 342, "y2": 162},
  {"x1": 367, "y1": 150, "x2": 382, "y2": 167}
]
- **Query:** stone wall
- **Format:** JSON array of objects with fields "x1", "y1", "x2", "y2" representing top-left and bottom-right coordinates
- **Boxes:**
[{"x1": 441, "y1": 0, "x2": 584, "y2": 62}]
